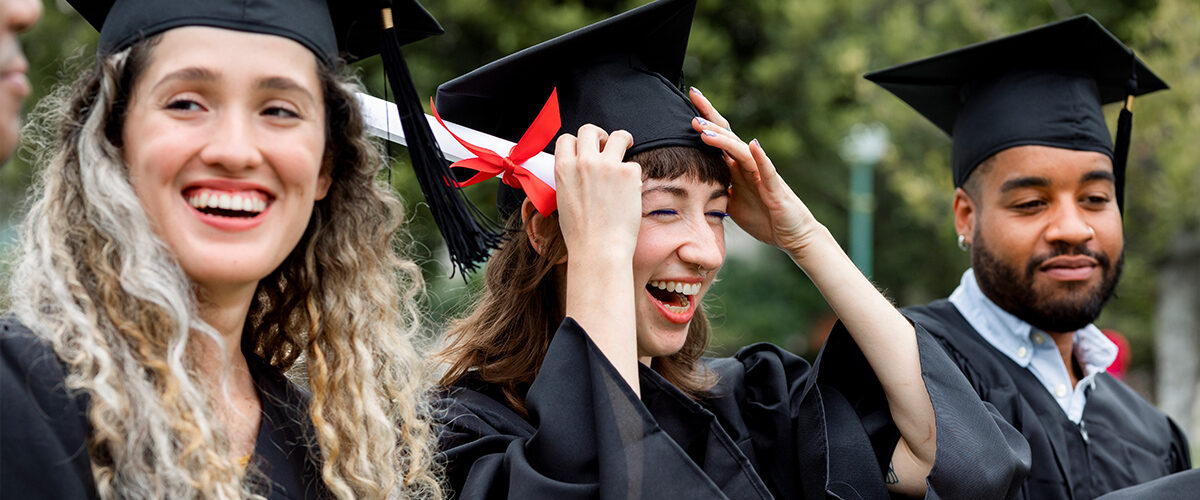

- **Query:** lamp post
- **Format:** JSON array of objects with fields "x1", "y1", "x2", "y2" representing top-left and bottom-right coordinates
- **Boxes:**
[{"x1": 839, "y1": 123, "x2": 889, "y2": 278}]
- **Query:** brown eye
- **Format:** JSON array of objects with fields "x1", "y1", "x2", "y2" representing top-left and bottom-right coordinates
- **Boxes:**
[
  {"x1": 263, "y1": 106, "x2": 301, "y2": 119},
  {"x1": 165, "y1": 99, "x2": 203, "y2": 111}
]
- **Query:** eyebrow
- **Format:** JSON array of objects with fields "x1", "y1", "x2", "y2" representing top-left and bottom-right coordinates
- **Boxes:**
[
  {"x1": 1081, "y1": 170, "x2": 1116, "y2": 184},
  {"x1": 641, "y1": 185, "x2": 731, "y2": 200},
  {"x1": 257, "y1": 76, "x2": 317, "y2": 103},
  {"x1": 999, "y1": 176, "x2": 1050, "y2": 193},
  {"x1": 643, "y1": 185, "x2": 687, "y2": 198},
  {"x1": 153, "y1": 66, "x2": 218, "y2": 91},
  {"x1": 151, "y1": 68, "x2": 316, "y2": 104}
]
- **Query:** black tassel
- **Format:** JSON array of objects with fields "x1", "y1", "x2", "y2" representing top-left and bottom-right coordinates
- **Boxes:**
[
  {"x1": 379, "y1": 10, "x2": 501, "y2": 275},
  {"x1": 1113, "y1": 53, "x2": 1138, "y2": 214},
  {"x1": 1112, "y1": 101, "x2": 1132, "y2": 213}
]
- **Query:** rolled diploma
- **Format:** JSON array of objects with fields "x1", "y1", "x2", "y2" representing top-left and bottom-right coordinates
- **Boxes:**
[{"x1": 356, "y1": 92, "x2": 557, "y2": 190}]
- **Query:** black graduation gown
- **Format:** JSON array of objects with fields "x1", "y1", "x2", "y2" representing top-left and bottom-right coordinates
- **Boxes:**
[
  {"x1": 435, "y1": 317, "x2": 1030, "y2": 499},
  {"x1": 1093, "y1": 468, "x2": 1200, "y2": 499},
  {"x1": 903, "y1": 300, "x2": 1191, "y2": 500},
  {"x1": 0, "y1": 318, "x2": 327, "y2": 499}
]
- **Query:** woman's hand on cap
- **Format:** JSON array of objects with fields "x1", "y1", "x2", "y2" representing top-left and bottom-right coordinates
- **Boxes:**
[
  {"x1": 554, "y1": 124, "x2": 642, "y2": 261},
  {"x1": 689, "y1": 88, "x2": 824, "y2": 258}
]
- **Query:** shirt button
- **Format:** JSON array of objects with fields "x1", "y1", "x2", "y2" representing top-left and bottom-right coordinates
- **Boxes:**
[
  {"x1": 1055, "y1": 384, "x2": 1068, "y2": 397},
  {"x1": 1017, "y1": 346, "x2": 1029, "y2": 359},
  {"x1": 1033, "y1": 333, "x2": 1045, "y2": 345}
]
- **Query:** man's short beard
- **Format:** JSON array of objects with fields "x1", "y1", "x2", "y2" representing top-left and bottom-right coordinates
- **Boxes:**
[{"x1": 972, "y1": 231, "x2": 1123, "y2": 333}]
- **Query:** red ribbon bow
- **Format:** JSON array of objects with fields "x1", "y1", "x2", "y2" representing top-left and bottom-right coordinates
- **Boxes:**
[{"x1": 430, "y1": 89, "x2": 560, "y2": 216}]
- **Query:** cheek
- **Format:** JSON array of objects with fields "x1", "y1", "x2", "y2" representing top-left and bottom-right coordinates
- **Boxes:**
[
  {"x1": 631, "y1": 227, "x2": 670, "y2": 275},
  {"x1": 271, "y1": 133, "x2": 327, "y2": 191},
  {"x1": 980, "y1": 215, "x2": 1036, "y2": 254},
  {"x1": 1094, "y1": 218, "x2": 1124, "y2": 255}
]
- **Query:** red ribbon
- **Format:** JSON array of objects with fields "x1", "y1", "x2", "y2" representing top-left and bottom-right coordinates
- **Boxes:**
[{"x1": 430, "y1": 89, "x2": 560, "y2": 217}]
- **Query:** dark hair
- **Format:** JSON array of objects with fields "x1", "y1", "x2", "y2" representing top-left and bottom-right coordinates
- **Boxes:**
[{"x1": 438, "y1": 145, "x2": 728, "y2": 417}]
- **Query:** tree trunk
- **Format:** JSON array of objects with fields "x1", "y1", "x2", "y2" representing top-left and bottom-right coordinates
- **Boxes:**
[{"x1": 1155, "y1": 233, "x2": 1200, "y2": 437}]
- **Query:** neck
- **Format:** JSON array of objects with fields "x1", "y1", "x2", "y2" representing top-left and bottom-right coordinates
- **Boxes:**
[
  {"x1": 1045, "y1": 330, "x2": 1080, "y2": 387},
  {"x1": 192, "y1": 281, "x2": 263, "y2": 457},
  {"x1": 192, "y1": 281, "x2": 258, "y2": 378}
]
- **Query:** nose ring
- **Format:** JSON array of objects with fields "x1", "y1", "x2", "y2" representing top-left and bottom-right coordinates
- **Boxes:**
[{"x1": 698, "y1": 265, "x2": 709, "y2": 278}]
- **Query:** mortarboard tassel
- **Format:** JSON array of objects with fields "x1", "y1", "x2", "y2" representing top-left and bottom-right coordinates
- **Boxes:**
[
  {"x1": 1112, "y1": 55, "x2": 1138, "y2": 214},
  {"x1": 1113, "y1": 96, "x2": 1132, "y2": 213},
  {"x1": 379, "y1": 7, "x2": 502, "y2": 275}
]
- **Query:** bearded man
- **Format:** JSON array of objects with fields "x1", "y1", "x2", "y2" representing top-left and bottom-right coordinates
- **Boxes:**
[{"x1": 868, "y1": 16, "x2": 1190, "y2": 499}]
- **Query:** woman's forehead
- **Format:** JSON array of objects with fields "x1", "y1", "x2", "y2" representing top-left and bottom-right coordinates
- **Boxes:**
[{"x1": 140, "y1": 26, "x2": 320, "y2": 85}]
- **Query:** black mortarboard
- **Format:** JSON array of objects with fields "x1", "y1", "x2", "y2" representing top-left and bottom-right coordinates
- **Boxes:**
[
  {"x1": 866, "y1": 15, "x2": 1167, "y2": 210},
  {"x1": 68, "y1": 0, "x2": 499, "y2": 275},
  {"x1": 435, "y1": 0, "x2": 707, "y2": 217}
]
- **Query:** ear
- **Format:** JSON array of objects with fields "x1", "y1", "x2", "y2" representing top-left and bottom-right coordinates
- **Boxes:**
[
  {"x1": 523, "y1": 199, "x2": 566, "y2": 264},
  {"x1": 314, "y1": 158, "x2": 333, "y2": 201},
  {"x1": 953, "y1": 187, "x2": 976, "y2": 245}
]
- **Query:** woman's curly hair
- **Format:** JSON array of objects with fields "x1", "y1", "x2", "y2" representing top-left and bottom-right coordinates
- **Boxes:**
[{"x1": 7, "y1": 37, "x2": 442, "y2": 498}]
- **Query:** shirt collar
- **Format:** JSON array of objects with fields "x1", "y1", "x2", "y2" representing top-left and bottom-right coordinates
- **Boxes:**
[{"x1": 947, "y1": 269, "x2": 1118, "y2": 373}]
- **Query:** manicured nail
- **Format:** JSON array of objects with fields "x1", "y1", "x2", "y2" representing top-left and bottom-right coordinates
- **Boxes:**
[
  {"x1": 703, "y1": 130, "x2": 718, "y2": 137},
  {"x1": 696, "y1": 117, "x2": 709, "y2": 126},
  {"x1": 751, "y1": 138, "x2": 760, "y2": 148},
  {"x1": 691, "y1": 86, "x2": 703, "y2": 95}
]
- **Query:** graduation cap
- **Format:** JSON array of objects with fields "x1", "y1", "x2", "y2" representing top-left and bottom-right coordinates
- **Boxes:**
[
  {"x1": 434, "y1": 0, "x2": 707, "y2": 218},
  {"x1": 68, "y1": 0, "x2": 500, "y2": 275},
  {"x1": 866, "y1": 15, "x2": 1168, "y2": 210}
]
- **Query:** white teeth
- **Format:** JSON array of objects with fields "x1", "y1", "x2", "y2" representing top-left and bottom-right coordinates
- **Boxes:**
[
  {"x1": 648, "y1": 280, "x2": 702, "y2": 296},
  {"x1": 187, "y1": 191, "x2": 267, "y2": 214}
]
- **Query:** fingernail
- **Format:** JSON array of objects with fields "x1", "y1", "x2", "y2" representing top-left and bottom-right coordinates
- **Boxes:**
[
  {"x1": 751, "y1": 139, "x2": 760, "y2": 149},
  {"x1": 691, "y1": 86, "x2": 703, "y2": 95},
  {"x1": 696, "y1": 117, "x2": 709, "y2": 126},
  {"x1": 703, "y1": 130, "x2": 718, "y2": 137}
]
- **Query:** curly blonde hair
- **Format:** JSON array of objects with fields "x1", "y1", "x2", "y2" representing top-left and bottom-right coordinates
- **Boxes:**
[{"x1": 7, "y1": 38, "x2": 441, "y2": 498}]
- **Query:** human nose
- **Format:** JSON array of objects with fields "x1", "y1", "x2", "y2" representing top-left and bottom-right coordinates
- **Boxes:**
[
  {"x1": 1044, "y1": 200, "x2": 1093, "y2": 246},
  {"x1": 677, "y1": 220, "x2": 725, "y2": 275},
  {"x1": 5, "y1": 0, "x2": 42, "y2": 34},
  {"x1": 199, "y1": 112, "x2": 264, "y2": 171}
]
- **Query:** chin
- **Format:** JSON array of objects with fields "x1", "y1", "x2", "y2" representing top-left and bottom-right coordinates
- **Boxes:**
[
  {"x1": 180, "y1": 254, "x2": 279, "y2": 292},
  {"x1": 638, "y1": 326, "x2": 689, "y2": 360}
]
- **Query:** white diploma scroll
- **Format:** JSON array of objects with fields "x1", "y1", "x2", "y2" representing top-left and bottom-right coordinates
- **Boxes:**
[{"x1": 355, "y1": 92, "x2": 557, "y2": 190}]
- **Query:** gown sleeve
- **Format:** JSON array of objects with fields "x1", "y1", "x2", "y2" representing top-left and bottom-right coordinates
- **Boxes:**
[
  {"x1": 704, "y1": 341, "x2": 891, "y2": 499},
  {"x1": 1094, "y1": 468, "x2": 1200, "y2": 500},
  {"x1": 1, "y1": 318, "x2": 98, "y2": 499},
  {"x1": 435, "y1": 318, "x2": 746, "y2": 500},
  {"x1": 813, "y1": 319, "x2": 1032, "y2": 500}
]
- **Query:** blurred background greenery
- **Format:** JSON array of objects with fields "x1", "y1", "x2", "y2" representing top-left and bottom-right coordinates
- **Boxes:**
[{"x1": 2, "y1": 0, "x2": 1197, "y2": 438}]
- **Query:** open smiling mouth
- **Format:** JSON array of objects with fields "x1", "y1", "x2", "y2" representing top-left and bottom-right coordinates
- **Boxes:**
[
  {"x1": 646, "y1": 280, "x2": 701, "y2": 324},
  {"x1": 184, "y1": 188, "x2": 270, "y2": 218}
]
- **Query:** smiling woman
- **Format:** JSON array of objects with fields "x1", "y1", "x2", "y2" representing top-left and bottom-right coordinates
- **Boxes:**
[
  {"x1": 0, "y1": 1, "x2": 442, "y2": 499},
  {"x1": 431, "y1": 1, "x2": 1031, "y2": 498}
]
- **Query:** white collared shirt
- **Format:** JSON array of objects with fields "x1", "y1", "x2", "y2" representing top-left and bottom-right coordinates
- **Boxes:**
[{"x1": 948, "y1": 269, "x2": 1118, "y2": 423}]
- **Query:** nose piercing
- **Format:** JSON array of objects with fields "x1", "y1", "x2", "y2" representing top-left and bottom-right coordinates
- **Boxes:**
[
  {"x1": 698, "y1": 265, "x2": 709, "y2": 277},
  {"x1": 957, "y1": 234, "x2": 969, "y2": 251},
  {"x1": 1088, "y1": 226, "x2": 1095, "y2": 236}
]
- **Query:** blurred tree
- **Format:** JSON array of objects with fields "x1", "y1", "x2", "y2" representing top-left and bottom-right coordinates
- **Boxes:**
[{"x1": 1125, "y1": 0, "x2": 1200, "y2": 441}]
